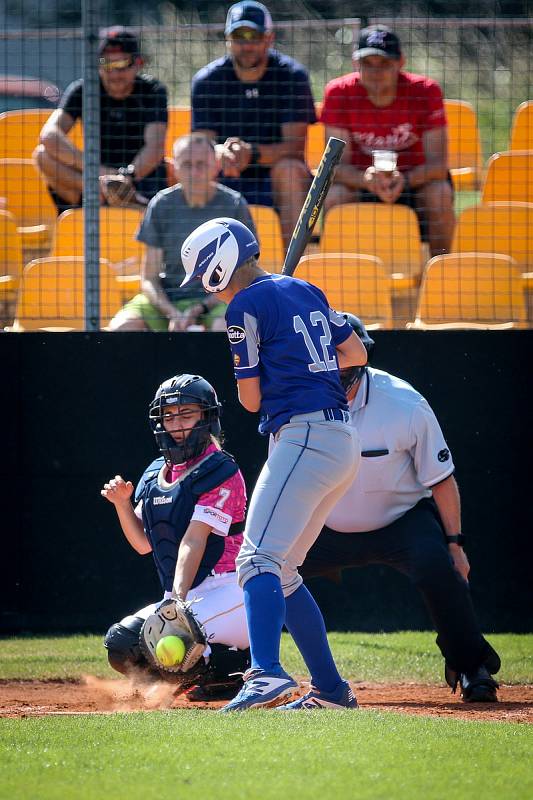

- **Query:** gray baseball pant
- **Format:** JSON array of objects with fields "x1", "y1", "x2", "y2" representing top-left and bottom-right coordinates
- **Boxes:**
[{"x1": 236, "y1": 410, "x2": 360, "y2": 596}]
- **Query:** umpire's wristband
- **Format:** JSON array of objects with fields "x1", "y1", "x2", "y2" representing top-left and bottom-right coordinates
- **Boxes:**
[{"x1": 446, "y1": 534, "x2": 466, "y2": 547}]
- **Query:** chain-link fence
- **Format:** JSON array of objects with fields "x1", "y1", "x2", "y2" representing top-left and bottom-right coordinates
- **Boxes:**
[{"x1": 0, "y1": 12, "x2": 531, "y2": 330}]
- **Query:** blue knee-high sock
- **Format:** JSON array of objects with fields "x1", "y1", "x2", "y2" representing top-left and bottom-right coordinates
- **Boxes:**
[
  {"x1": 244, "y1": 573, "x2": 286, "y2": 673},
  {"x1": 285, "y1": 583, "x2": 343, "y2": 694}
]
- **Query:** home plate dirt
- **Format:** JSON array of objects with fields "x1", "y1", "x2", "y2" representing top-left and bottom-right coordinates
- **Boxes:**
[{"x1": 1, "y1": 678, "x2": 532, "y2": 722}]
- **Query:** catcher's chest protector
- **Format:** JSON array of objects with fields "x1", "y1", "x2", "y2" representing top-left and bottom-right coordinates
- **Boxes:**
[{"x1": 136, "y1": 451, "x2": 240, "y2": 592}]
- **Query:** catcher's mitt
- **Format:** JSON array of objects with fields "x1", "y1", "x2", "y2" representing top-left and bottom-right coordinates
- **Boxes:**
[
  {"x1": 100, "y1": 174, "x2": 137, "y2": 207},
  {"x1": 139, "y1": 599, "x2": 207, "y2": 678}
]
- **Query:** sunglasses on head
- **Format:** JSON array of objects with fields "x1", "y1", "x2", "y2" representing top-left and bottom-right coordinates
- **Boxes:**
[
  {"x1": 229, "y1": 29, "x2": 265, "y2": 42},
  {"x1": 99, "y1": 56, "x2": 135, "y2": 72}
]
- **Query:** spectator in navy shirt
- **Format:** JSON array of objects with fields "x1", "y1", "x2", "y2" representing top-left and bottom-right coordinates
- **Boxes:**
[{"x1": 191, "y1": 1, "x2": 316, "y2": 247}]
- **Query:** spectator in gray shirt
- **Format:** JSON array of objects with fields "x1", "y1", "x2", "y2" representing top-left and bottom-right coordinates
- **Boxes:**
[{"x1": 109, "y1": 133, "x2": 257, "y2": 331}]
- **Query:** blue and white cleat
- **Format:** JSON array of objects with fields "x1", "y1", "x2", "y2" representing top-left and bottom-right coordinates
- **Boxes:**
[
  {"x1": 219, "y1": 668, "x2": 298, "y2": 712},
  {"x1": 277, "y1": 680, "x2": 358, "y2": 710}
]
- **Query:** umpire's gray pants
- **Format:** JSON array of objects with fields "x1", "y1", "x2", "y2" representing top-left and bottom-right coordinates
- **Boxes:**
[{"x1": 236, "y1": 411, "x2": 360, "y2": 596}]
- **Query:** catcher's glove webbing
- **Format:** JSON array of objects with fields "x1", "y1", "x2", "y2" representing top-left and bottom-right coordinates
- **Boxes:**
[{"x1": 140, "y1": 598, "x2": 207, "y2": 677}]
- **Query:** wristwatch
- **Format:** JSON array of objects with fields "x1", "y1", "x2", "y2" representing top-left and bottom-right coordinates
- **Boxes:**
[
  {"x1": 118, "y1": 163, "x2": 136, "y2": 180},
  {"x1": 446, "y1": 534, "x2": 466, "y2": 547},
  {"x1": 249, "y1": 143, "x2": 260, "y2": 165}
]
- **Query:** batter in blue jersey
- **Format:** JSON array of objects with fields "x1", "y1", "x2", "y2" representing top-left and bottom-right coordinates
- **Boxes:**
[
  {"x1": 227, "y1": 274, "x2": 351, "y2": 435},
  {"x1": 181, "y1": 217, "x2": 367, "y2": 711}
]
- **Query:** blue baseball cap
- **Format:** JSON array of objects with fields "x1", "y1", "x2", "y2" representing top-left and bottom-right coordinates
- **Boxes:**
[{"x1": 225, "y1": 2, "x2": 274, "y2": 36}]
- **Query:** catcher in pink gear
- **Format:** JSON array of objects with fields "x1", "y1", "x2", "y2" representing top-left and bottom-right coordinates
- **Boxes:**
[{"x1": 101, "y1": 373, "x2": 250, "y2": 699}]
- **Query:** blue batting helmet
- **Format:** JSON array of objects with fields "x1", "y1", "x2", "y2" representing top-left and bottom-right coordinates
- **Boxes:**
[{"x1": 180, "y1": 218, "x2": 260, "y2": 293}]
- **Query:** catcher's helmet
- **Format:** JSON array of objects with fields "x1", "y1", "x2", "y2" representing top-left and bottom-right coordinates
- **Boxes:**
[
  {"x1": 339, "y1": 312, "x2": 375, "y2": 393},
  {"x1": 180, "y1": 217, "x2": 260, "y2": 293},
  {"x1": 149, "y1": 374, "x2": 222, "y2": 465}
]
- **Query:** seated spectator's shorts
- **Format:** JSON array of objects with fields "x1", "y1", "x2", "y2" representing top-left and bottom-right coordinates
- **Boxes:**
[
  {"x1": 358, "y1": 172, "x2": 454, "y2": 241},
  {"x1": 120, "y1": 295, "x2": 226, "y2": 332}
]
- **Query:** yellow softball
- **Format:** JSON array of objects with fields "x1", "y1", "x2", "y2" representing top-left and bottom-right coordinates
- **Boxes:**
[{"x1": 155, "y1": 635, "x2": 186, "y2": 667}]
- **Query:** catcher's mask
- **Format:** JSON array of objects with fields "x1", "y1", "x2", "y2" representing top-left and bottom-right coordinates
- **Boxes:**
[
  {"x1": 149, "y1": 374, "x2": 222, "y2": 465},
  {"x1": 180, "y1": 217, "x2": 260, "y2": 293},
  {"x1": 339, "y1": 312, "x2": 375, "y2": 394}
]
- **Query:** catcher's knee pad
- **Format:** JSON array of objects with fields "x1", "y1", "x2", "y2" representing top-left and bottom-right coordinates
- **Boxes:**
[{"x1": 104, "y1": 615, "x2": 145, "y2": 675}]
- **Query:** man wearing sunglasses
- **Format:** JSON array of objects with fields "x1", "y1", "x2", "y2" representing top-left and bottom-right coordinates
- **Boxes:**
[
  {"x1": 35, "y1": 27, "x2": 168, "y2": 214},
  {"x1": 191, "y1": 1, "x2": 316, "y2": 248}
]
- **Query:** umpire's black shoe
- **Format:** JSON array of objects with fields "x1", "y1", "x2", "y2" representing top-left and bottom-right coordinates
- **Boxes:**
[{"x1": 459, "y1": 666, "x2": 499, "y2": 702}]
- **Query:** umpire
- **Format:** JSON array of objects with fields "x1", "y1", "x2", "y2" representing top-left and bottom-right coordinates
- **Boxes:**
[{"x1": 301, "y1": 314, "x2": 500, "y2": 702}]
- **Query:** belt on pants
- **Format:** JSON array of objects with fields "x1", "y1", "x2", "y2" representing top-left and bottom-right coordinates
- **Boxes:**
[{"x1": 289, "y1": 408, "x2": 350, "y2": 424}]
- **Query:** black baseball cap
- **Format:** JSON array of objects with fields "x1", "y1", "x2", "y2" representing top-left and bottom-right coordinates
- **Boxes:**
[
  {"x1": 225, "y1": 1, "x2": 274, "y2": 35},
  {"x1": 98, "y1": 26, "x2": 140, "y2": 57},
  {"x1": 353, "y1": 25, "x2": 402, "y2": 60}
]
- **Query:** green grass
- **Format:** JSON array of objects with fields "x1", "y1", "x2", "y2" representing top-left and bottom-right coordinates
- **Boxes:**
[
  {"x1": 1, "y1": 631, "x2": 532, "y2": 684},
  {"x1": 1, "y1": 632, "x2": 531, "y2": 800},
  {"x1": 454, "y1": 189, "x2": 480, "y2": 216},
  {"x1": 1, "y1": 711, "x2": 532, "y2": 800}
]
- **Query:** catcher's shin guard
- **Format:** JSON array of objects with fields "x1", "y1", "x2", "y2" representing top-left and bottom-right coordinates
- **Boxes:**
[{"x1": 187, "y1": 645, "x2": 251, "y2": 701}]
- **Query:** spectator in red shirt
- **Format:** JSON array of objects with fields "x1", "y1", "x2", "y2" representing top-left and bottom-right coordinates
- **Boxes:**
[{"x1": 321, "y1": 25, "x2": 455, "y2": 256}]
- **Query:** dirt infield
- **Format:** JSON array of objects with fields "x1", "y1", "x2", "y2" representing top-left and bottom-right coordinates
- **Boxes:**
[{"x1": 1, "y1": 678, "x2": 532, "y2": 722}]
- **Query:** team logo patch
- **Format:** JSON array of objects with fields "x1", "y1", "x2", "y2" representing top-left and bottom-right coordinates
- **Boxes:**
[
  {"x1": 234, "y1": 354, "x2": 241, "y2": 366},
  {"x1": 227, "y1": 325, "x2": 246, "y2": 344},
  {"x1": 437, "y1": 448, "x2": 450, "y2": 462}
]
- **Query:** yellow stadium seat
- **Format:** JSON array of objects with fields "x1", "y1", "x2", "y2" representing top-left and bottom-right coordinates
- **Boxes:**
[
  {"x1": 13, "y1": 257, "x2": 132, "y2": 331},
  {"x1": 306, "y1": 102, "x2": 325, "y2": 173},
  {"x1": 481, "y1": 151, "x2": 533, "y2": 204},
  {"x1": 452, "y1": 202, "x2": 533, "y2": 270},
  {"x1": 0, "y1": 158, "x2": 57, "y2": 249},
  {"x1": 444, "y1": 100, "x2": 484, "y2": 191},
  {"x1": 509, "y1": 101, "x2": 533, "y2": 151},
  {"x1": 306, "y1": 122, "x2": 325, "y2": 173},
  {"x1": 0, "y1": 210, "x2": 24, "y2": 302},
  {"x1": 410, "y1": 253, "x2": 527, "y2": 329},
  {"x1": 320, "y1": 203, "x2": 423, "y2": 291},
  {"x1": 0, "y1": 108, "x2": 83, "y2": 159},
  {"x1": 165, "y1": 106, "x2": 192, "y2": 159},
  {"x1": 50, "y1": 207, "x2": 145, "y2": 275},
  {"x1": 295, "y1": 253, "x2": 392, "y2": 328},
  {"x1": 248, "y1": 205, "x2": 284, "y2": 271}
]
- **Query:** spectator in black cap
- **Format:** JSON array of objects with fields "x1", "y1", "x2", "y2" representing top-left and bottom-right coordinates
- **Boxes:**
[
  {"x1": 321, "y1": 24, "x2": 455, "y2": 256},
  {"x1": 191, "y1": 1, "x2": 316, "y2": 248},
  {"x1": 34, "y1": 26, "x2": 168, "y2": 214}
]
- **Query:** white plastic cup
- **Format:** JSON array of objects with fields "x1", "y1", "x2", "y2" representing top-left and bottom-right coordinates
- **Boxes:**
[{"x1": 372, "y1": 150, "x2": 398, "y2": 173}]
